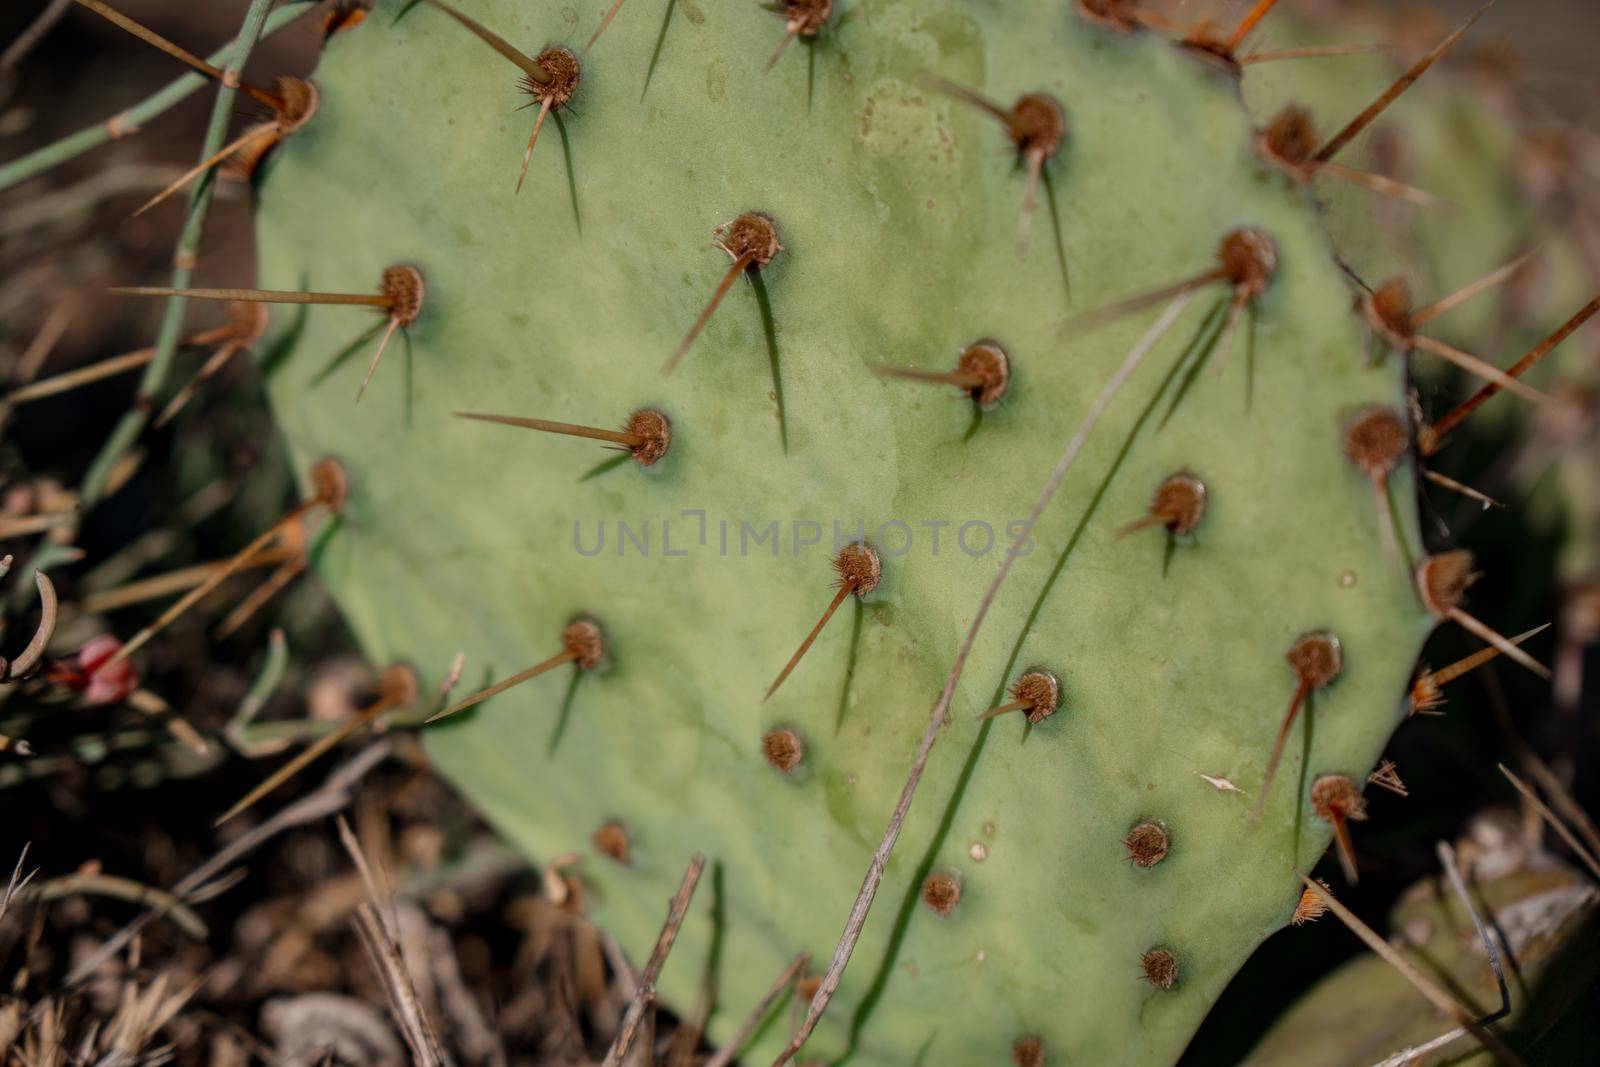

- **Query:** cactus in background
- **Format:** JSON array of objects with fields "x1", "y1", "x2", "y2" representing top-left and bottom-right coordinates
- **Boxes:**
[
  {"x1": 1246, "y1": 813, "x2": 1600, "y2": 1066},
  {"x1": 1241, "y1": 3, "x2": 1600, "y2": 583},
  {"x1": 11, "y1": 0, "x2": 1582, "y2": 1062}
]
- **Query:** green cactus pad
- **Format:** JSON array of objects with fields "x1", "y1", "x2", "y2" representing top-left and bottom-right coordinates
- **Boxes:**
[{"x1": 254, "y1": 2, "x2": 1438, "y2": 1062}]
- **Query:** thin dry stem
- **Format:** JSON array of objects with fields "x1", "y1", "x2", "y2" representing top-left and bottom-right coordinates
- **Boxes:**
[
  {"x1": 11, "y1": 302, "x2": 71, "y2": 385},
  {"x1": 351, "y1": 903, "x2": 446, "y2": 1066},
  {"x1": 772, "y1": 292, "x2": 1195, "y2": 1066},
  {"x1": 16, "y1": 872, "x2": 207, "y2": 938},
  {"x1": 2, "y1": 0, "x2": 72, "y2": 77},
  {"x1": 585, "y1": 0, "x2": 630, "y2": 52},
  {"x1": 1498, "y1": 735, "x2": 1600, "y2": 864},
  {"x1": 602, "y1": 854, "x2": 707, "y2": 1067},
  {"x1": 1437, "y1": 840, "x2": 1510, "y2": 1024},
  {"x1": 155, "y1": 340, "x2": 245, "y2": 426},
  {"x1": 703, "y1": 953, "x2": 809, "y2": 1067},
  {"x1": 1367, "y1": 867, "x2": 1526, "y2": 1067},
  {"x1": 336, "y1": 816, "x2": 399, "y2": 966},
  {"x1": 67, "y1": 742, "x2": 388, "y2": 984},
  {"x1": 78, "y1": 545, "x2": 293, "y2": 613},
  {"x1": 1250, "y1": 681, "x2": 1310, "y2": 823},
  {"x1": 213, "y1": 553, "x2": 306, "y2": 639},
  {"x1": 1, "y1": 845, "x2": 36, "y2": 927},
  {"x1": 74, "y1": 0, "x2": 282, "y2": 109},
  {"x1": 125, "y1": 687, "x2": 208, "y2": 754},
  {"x1": 0, "y1": 511, "x2": 77, "y2": 539}
]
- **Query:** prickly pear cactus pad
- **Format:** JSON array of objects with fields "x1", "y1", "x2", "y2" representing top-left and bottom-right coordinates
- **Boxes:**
[{"x1": 253, "y1": 2, "x2": 1439, "y2": 1062}]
